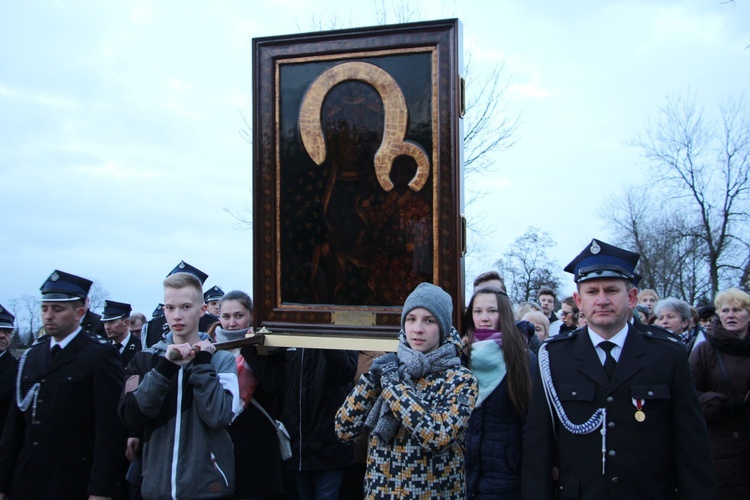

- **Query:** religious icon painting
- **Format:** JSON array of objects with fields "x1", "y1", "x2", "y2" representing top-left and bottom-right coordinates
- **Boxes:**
[{"x1": 253, "y1": 19, "x2": 465, "y2": 337}]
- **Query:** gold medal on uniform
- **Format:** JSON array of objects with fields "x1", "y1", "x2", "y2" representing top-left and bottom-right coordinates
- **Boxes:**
[{"x1": 632, "y1": 398, "x2": 645, "y2": 422}]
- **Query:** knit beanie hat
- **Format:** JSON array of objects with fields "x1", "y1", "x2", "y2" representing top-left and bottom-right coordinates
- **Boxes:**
[{"x1": 401, "y1": 282, "x2": 453, "y2": 341}]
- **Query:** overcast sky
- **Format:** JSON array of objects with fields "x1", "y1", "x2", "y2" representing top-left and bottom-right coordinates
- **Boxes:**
[{"x1": 1, "y1": 0, "x2": 748, "y2": 320}]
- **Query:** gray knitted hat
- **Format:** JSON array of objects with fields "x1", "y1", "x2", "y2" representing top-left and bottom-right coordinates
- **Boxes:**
[{"x1": 401, "y1": 282, "x2": 453, "y2": 341}]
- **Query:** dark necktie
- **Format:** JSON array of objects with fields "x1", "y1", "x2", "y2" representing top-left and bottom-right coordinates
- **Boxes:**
[
  {"x1": 599, "y1": 341, "x2": 617, "y2": 380},
  {"x1": 46, "y1": 344, "x2": 61, "y2": 371},
  {"x1": 116, "y1": 343, "x2": 123, "y2": 351}
]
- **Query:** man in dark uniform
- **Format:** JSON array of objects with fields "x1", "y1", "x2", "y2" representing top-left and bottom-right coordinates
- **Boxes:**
[
  {"x1": 0, "y1": 304, "x2": 19, "y2": 434},
  {"x1": 204, "y1": 285, "x2": 225, "y2": 317},
  {"x1": 102, "y1": 300, "x2": 142, "y2": 369},
  {"x1": 522, "y1": 239, "x2": 715, "y2": 499},
  {"x1": 0, "y1": 270, "x2": 126, "y2": 499},
  {"x1": 143, "y1": 261, "x2": 218, "y2": 348},
  {"x1": 81, "y1": 306, "x2": 106, "y2": 339}
]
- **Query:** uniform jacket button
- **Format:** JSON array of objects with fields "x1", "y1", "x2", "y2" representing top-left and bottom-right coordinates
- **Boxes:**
[
  {"x1": 608, "y1": 421, "x2": 615, "y2": 428},
  {"x1": 647, "y1": 390, "x2": 654, "y2": 396},
  {"x1": 571, "y1": 391, "x2": 578, "y2": 397},
  {"x1": 611, "y1": 477, "x2": 619, "y2": 484},
  {"x1": 607, "y1": 396, "x2": 614, "y2": 403},
  {"x1": 608, "y1": 450, "x2": 616, "y2": 457}
]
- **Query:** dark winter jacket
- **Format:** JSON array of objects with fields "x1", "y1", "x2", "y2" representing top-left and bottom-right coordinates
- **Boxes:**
[
  {"x1": 228, "y1": 345, "x2": 286, "y2": 498},
  {"x1": 689, "y1": 321, "x2": 750, "y2": 499},
  {"x1": 465, "y1": 349, "x2": 537, "y2": 500},
  {"x1": 282, "y1": 347, "x2": 357, "y2": 471}
]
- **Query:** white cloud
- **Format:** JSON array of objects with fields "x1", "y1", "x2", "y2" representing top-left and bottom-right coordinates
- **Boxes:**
[
  {"x1": 167, "y1": 78, "x2": 193, "y2": 91},
  {"x1": 0, "y1": 84, "x2": 18, "y2": 97},
  {"x1": 35, "y1": 93, "x2": 79, "y2": 109},
  {"x1": 131, "y1": 6, "x2": 154, "y2": 23}
]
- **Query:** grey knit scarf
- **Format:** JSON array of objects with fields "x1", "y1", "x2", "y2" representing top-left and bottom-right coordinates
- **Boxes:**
[
  {"x1": 214, "y1": 326, "x2": 250, "y2": 343},
  {"x1": 365, "y1": 327, "x2": 462, "y2": 443}
]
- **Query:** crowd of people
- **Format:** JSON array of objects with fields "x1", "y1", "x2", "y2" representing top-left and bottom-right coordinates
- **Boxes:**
[{"x1": 0, "y1": 239, "x2": 748, "y2": 499}]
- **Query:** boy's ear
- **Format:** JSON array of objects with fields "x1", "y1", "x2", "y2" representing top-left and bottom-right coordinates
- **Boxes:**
[{"x1": 201, "y1": 302, "x2": 208, "y2": 315}]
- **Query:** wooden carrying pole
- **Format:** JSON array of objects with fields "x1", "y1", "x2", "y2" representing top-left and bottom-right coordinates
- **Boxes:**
[{"x1": 214, "y1": 329, "x2": 398, "y2": 353}]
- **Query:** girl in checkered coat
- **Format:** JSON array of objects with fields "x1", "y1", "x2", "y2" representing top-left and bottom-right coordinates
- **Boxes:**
[{"x1": 335, "y1": 283, "x2": 478, "y2": 498}]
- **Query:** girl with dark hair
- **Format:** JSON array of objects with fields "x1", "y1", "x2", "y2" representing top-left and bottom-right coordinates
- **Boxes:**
[
  {"x1": 214, "y1": 290, "x2": 286, "y2": 500},
  {"x1": 464, "y1": 286, "x2": 536, "y2": 499}
]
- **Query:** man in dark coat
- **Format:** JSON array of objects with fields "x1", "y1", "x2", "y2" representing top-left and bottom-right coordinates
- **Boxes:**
[
  {"x1": 0, "y1": 270, "x2": 126, "y2": 499},
  {"x1": 81, "y1": 307, "x2": 107, "y2": 339},
  {"x1": 102, "y1": 300, "x2": 142, "y2": 368},
  {"x1": 0, "y1": 304, "x2": 18, "y2": 434},
  {"x1": 282, "y1": 347, "x2": 357, "y2": 498},
  {"x1": 522, "y1": 239, "x2": 715, "y2": 499}
]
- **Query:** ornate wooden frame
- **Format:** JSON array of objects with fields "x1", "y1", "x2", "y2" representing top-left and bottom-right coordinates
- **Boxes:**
[{"x1": 253, "y1": 19, "x2": 464, "y2": 338}]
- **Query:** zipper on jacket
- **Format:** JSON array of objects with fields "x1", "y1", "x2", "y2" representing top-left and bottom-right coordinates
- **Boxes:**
[
  {"x1": 211, "y1": 452, "x2": 229, "y2": 487},
  {"x1": 171, "y1": 366, "x2": 184, "y2": 500}
]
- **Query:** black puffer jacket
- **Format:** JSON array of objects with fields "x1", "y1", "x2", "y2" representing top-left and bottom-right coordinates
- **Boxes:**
[{"x1": 281, "y1": 347, "x2": 358, "y2": 471}]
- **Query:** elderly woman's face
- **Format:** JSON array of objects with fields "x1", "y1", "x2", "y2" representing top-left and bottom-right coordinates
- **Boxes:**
[
  {"x1": 656, "y1": 307, "x2": 689, "y2": 335},
  {"x1": 718, "y1": 302, "x2": 750, "y2": 337}
]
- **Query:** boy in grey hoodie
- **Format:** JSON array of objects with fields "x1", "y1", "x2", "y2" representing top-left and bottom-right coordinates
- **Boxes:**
[{"x1": 120, "y1": 272, "x2": 240, "y2": 499}]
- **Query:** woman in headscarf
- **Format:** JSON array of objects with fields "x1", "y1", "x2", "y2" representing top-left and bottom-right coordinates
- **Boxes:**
[
  {"x1": 335, "y1": 283, "x2": 478, "y2": 498},
  {"x1": 689, "y1": 287, "x2": 750, "y2": 499}
]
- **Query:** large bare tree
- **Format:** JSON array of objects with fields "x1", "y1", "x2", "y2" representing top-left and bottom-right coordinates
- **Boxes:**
[
  {"x1": 612, "y1": 93, "x2": 750, "y2": 300},
  {"x1": 494, "y1": 227, "x2": 561, "y2": 304},
  {"x1": 7, "y1": 294, "x2": 40, "y2": 344},
  {"x1": 601, "y1": 185, "x2": 712, "y2": 303}
]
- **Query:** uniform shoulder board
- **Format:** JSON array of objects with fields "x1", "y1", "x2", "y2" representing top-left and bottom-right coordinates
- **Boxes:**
[
  {"x1": 637, "y1": 323, "x2": 681, "y2": 343},
  {"x1": 30, "y1": 335, "x2": 52, "y2": 347},
  {"x1": 85, "y1": 333, "x2": 110, "y2": 345},
  {"x1": 546, "y1": 329, "x2": 578, "y2": 343}
]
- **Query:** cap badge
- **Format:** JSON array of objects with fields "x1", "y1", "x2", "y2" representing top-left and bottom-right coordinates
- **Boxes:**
[
  {"x1": 50, "y1": 272, "x2": 60, "y2": 281},
  {"x1": 0, "y1": 306, "x2": 4, "y2": 313},
  {"x1": 590, "y1": 240, "x2": 601, "y2": 255},
  {"x1": 178, "y1": 262, "x2": 186, "y2": 269}
]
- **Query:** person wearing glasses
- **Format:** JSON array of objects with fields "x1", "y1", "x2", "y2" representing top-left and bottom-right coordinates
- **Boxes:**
[{"x1": 558, "y1": 296, "x2": 579, "y2": 336}]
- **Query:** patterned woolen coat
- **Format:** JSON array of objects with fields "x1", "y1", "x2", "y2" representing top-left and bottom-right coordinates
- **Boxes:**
[{"x1": 335, "y1": 366, "x2": 478, "y2": 499}]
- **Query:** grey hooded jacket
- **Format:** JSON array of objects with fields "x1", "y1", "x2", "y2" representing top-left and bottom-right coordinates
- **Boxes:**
[{"x1": 120, "y1": 333, "x2": 240, "y2": 499}]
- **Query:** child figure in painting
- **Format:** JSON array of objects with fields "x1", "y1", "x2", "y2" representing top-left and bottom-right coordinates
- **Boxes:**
[{"x1": 335, "y1": 282, "x2": 478, "y2": 498}]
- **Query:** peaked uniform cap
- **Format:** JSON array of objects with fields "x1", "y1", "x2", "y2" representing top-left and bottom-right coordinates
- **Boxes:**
[
  {"x1": 203, "y1": 286, "x2": 225, "y2": 302},
  {"x1": 167, "y1": 260, "x2": 208, "y2": 284},
  {"x1": 102, "y1": 300, "x2": 133, "y2": 322},
  {"x1": 152, "y1": 304, "x2": 165, "y2": 318},
  {"x1": 0, "y1": 303, "x2": 15, "y2": 329},
  {"x1": 564, "y1": 239, "x2": 640, "y2": 285},
  {"x1": 40, "y1": 269, "x2": 93, "y2": 301}
]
